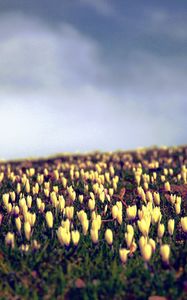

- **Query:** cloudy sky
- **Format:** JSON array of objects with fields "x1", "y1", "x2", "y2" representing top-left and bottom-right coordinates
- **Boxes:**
[{"x1": 0, "y1": 0, "x2": 186, "y2": 159}]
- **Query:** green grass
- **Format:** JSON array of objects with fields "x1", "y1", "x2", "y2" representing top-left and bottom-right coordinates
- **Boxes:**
[{"x1": 0, "y1": 147, "x2": 187, "y2": 299}]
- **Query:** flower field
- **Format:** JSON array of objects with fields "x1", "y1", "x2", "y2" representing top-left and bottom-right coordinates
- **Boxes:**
[{"x1": 0, "y1": 146, "x2": 187, "y2": 299}]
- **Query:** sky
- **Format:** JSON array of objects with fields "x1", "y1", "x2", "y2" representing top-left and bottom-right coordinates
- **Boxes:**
[{"x1": 0, "y1": 0, "x2": 186, "y2": 159}]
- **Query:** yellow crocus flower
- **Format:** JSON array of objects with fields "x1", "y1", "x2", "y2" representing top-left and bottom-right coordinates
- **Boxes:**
[
  {"x1": 5, "y1": 232, "x2": 15, "y2": 249},
  {"x1": 157, "y1": 223, "x2": 165, "y2": 239},
  {"x1": 181, "y1": 217, "x2": 187, "y2": 233},
  {"x1": 126, "y1": 205, "x2": 137, "y2": 220},
  {"x1": 71, "y1": 230, "x2": 80, "y2": 246},
  {"x1": 119, "y1": 248, "x2": 129, "y2": 263},
  {"x1": 45, "y1": 211, "x2": 54, "y2": 228},
  {"x1": 105, "y1": 229, "x2": 113, "y2": 245},
  {"x1": 160, "y1": 244, "x2": 170, "y2": 263},
  {"x1": 141, "y1": 244, "x2": 152, "y2": 262},
  {"x1": 168, "y1": 219, "x2": 175, "y2": 236},
  {"x1": 24, "y1": 222, "x2": 31, "y2": 241},
  {"x1": 90, "y1": 229, "x2": 99, "y2": 244}
]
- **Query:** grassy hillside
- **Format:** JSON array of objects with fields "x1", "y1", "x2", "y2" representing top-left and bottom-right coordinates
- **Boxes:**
[{"x1": 0, "y1": 146, "x2": 187, "y2": 299}]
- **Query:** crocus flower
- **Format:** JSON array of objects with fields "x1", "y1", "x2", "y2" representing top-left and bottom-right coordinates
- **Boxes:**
[
  {"x1": 105, "y1": 229, "x2": 113, "y2": 245},
  {"x1": 112, "y1": 205, "x2": 118, "y2": 219},
  {"x1": 5, "y1": 232, "x2": 15, "y2": 249},
  {"x1": 160, "y1": 244, "x2": 170, "y2": 263},
  {"x1": 168, "y1": 219, "x2": 175, "y2": 236},
  {"x1": 45, "y1": 211, "x2": 54, "y2": 228},
  {"x1": 126, "y1": 205, "x2": 137, "y2": 220},
  {"x1": 181, "y1": 217, "x2": 187, "y2": 233},
  {"x1": 119, "y1": 248, "x2": 129, "y2": 263},
  {"x1": 157, "y1": 223, "x2": 165, "y2": 239},
  {"x1": 90, "y1": 229, "x2": 98, "y2": 244},
  {"x1": 24, "y1": 222, "x2": 31, "y2": 241},
  {"x1": 72, "y1": 230, "x2": 80, "y2": 246},
  {"x1": 141, "y1": 244, "x2": 152, "y2": 262}
]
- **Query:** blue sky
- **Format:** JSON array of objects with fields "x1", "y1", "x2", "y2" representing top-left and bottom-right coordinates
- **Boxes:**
[{"x1": 0, "y1": 0, "x2": 186, "y2": 159}]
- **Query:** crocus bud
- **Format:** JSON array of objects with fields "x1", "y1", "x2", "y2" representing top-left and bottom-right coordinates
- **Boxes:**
[
  {"x1": 14, "y1": 205, "x2": 19, "y2": 215},
  {"x1": 143, "y1": 182, "x2": 149, "y2": 191},
  {"x1": 126, "y1": 205, "x2": 137, "y2": 220},
  {"x1": 168, "y1": 219, "x2": 175, "y2": 236},
  {"x1": 99, "y1": 191, "x2": 105, "y2": 203},
  {"x1": 71, "y1": 230, "x2": 80, "y2": 246},
  {"x1": 127, "y1": 225, "x2": 134, "y2": 235},
  {"x1": 56, "y1": 226, "x2": 64, "y2": 245},
  {"x1": 63, "y1": 231, "x2": 71, "y2": 246},
  {"x1": 10, "y1": 191, "x2": 16, "y2": 202},
  {"x1": 58, "y1": 196, "x2": 65, "y2": 211},
  {"x1": 125, "y1": 232, "x2": 133, "y2": 248},
  {"x1": 70, "y1": 190, "x2": 76, "y2": 201},
  {"x1": 146, "y1": 191, "x2": 153, "y2": 202},
  {"x1": 105, "y1": 229, "x2": 113, "y2": 245},
  {"x1": 164, "y1": 181, "x2": 170, "y2": 192},
  {"x1": 160, "y1": 244, "x2": 170, "y2": 263},
  {"x1": 88, "y1": 198, "x2": 95, "y2": 211},
  {"x1": 30, "y1": 213, "x2": 36, "y2": 227},
  {"x1": 32, "y1": 240, "x2": 41, "y2": 250},
  {"x1": 17, "y1": 183, "x2": 21, "y2": 194},
  {"x1": 116, "y1": 201, "x2": 122, "y2": 211},
  {"x1": 62, "y1": 177, "x2": 67, "y2": 188},
  {"x1": 15, "y1": 217, "x2": 22, "y2": 233},
  {"x1": 24, "y1": 222, "x2": 31, "y2": 241},
  {"x1": 151, "y1": 207, "x2": 162, "y2": 224},
  {"x1": 78, "y1": 195, "x2": 84, "y2": 203},
  {"x1": 35, "y1": 183, "x2": 40, "y2": 194},
  {"x1": 50, "y1": 192, "x2": 58, "y2": 208},
  {"x1": 45, "y1": 211, "x2": 53, "y2": 228},
  {"x1": 91, "y1": 219, "x2": 99, "y2": 231},
  {"x1": 25, "y1": 180, "x2": 30, "y2": 193},
  {"x1": 36, "y1": 198, "x2": 42, "y2": 210},
  {"x1": 148, "y1": 238, "x2": 156, "y2": 252},
  {"x1": 104, "y1": 204, "x2": 108, "y2": 215},
  {"x1": 181, "y1": 216, "x2": 187, "y2": 233},
  {"x1": 3, "y1": 193, "x2": 9, "y2": 207},
  {"x1": 153, "y1": 192, "x2": 160, "y2": 206},
  {"x1": 26, "y1": 196, "x2": 32, "y2": 208},
  {"x1": 119, "y1": 248, "x2": 129, "y2": 263},
  {"x1": 138, "y1": 236, "x2": 146, "y2": 252},
  {"x1": 61, "y1": 219, "x2": 71, "y2": 232},
  {"x1": 44, "y1": 188, "x2": 50, "y2": 197},
  {"x1": 40, "y1": 202, "x2": 45, "y2": 213},
  {"x1": 116, "y1": 210, "x2": 123, "y2": 225},
  {"x1": 175, "y1": 203, "x2": 181, "y2": 215},
  {"x1": 82, "y1": 219, "x2": 89, "y2": 235},
  {"x1": 65, "y1": 206, "x2": 74, "y2": 220},
  {"x1": 109, "y1": 188, "x2": 114, "y2": 196},
  {"x1": 157, "y1": 223, "x2": 165, "y2": 239},
  {"x1": 141, "y1": 244, "x2": 152, "y2": 262},
  {"x1": 20, "y1": 244, "x2": 29, "y2": 252},
  {"x1": 5, "y1": 232, "x2": 15, "y2": 249},
  {"x1": 138, "y1": 218, "x2": 150, "y2": 236},
  {"x1": 90, "y1": 229, "x2": 99, "y2": 244},
  {"x1": 7, "y1": 203, "x2": 12, "y2": 214},
  {"x1": 112, "y1": 205, "x2": 118, "y2": 219},
  {"x1": 53, "y1": 185, "x2": 59, "y2": 193}
]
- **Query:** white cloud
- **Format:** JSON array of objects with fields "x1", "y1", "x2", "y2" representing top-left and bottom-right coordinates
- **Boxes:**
[
  {"x1": 79, "y1": 0, "x2": 114, "y2": 17},
  {"x1": 0, "y1": 13, "x2": 107, "y2": 94},
  {"x1": 144, "y1": 9, "x2": 187, "y2": 41},
  {"x1": 0, "y1": 12, "x2": 186, "y2": 159}
]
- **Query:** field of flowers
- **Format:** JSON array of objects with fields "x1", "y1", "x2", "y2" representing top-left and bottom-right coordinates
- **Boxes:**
[{"x1": 0, "y1": 146, "x2": 187, "y2": 299}]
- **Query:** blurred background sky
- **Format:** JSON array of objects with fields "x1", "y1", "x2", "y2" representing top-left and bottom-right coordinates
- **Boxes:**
[{"x1": 0, "y1": 0, "x2": 186, "y2": 159}]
